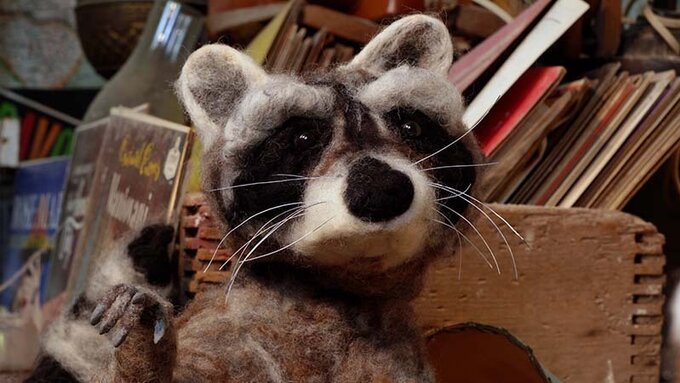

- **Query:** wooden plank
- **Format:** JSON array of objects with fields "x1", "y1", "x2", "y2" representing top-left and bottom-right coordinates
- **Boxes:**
[
  {"x1": 196, "y1": 248, "x2": 234, "y2": 261},
  {"x1": 301, "y1": 5, "x2": 378, "y2": 45},
  {"x1": 197, "y1": 225, "x2": 223, "y2": 240},
  {"x1": 454, "y1": 4, "x2": 505, "y2": 39},
  {"x1": 413, "y1": 204, "x2": 665, "y2": 383},
  {"x1": 594, "y1": 0, "x2": 621, "y2": 57}
]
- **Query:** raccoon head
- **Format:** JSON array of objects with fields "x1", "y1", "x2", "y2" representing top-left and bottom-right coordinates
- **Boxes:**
[{"x1": 177, "y1": 15, "x2": 482, "y2": 296}]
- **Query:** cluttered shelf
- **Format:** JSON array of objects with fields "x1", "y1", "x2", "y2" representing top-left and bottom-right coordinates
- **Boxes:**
[{"x1": 1, "y1": 0, "x2": 679, "y2": 381}]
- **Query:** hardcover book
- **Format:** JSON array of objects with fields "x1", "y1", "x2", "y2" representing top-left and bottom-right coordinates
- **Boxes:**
[
  {"x1": 65, "y1": 107, "x2": 192, "y2": 301},
  {"x1": 474, "y1": 66, "x2": 565, "y2": 156},
  {"x1": 43, "y1": 118, "x2": 110, "y2": 302},
  {"x1": 0, "y1": 168, "x2": 16, "y2": 277},
  {"x1": 0, "y1": 157, "x2": 69, "y2": 310},
  {"x1": 448, "y1": 0, "x2": 551, "y2": 93},
  {"x1": 44, "y1": 105, "x2": 150, "y2": 303},
  {"x1": 462, "y1": 0, "x2": 589, "y2": 128}
]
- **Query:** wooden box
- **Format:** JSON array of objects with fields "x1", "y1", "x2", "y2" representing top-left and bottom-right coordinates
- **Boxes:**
[{"x1": 178, "y1": 193, "x2": 665, "y2": 382}]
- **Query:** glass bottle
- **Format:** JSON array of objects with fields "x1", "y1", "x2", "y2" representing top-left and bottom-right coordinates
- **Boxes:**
[{"x1": 83, "y1": 0, "x2": 204, "y2": 123}]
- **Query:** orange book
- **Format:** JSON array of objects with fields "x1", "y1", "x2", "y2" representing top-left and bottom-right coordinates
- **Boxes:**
[
  {"x1": 28, "y1": 117, "x2": 49, "y2": 159},
  {"x1": 38, "y1": 123, "x2": 62, "y2": 158},
  {"x1": 474, "y1": 66, "x2": 565, "y2": 156}
]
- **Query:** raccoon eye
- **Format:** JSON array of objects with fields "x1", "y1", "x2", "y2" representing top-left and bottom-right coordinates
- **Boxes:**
[
  {"x1": 294, "y1": 131, "x2": 316, "y2": 149},
  {"x1": 386, "y1": 108, "x2": 433, "y2": 141},
  {"x1": 399, "y1": 120, "x2": 422, "y2": 138}
]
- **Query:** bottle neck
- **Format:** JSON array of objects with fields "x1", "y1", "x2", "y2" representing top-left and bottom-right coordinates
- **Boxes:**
[{"x1": 128, "y1": 0, "x2": 204, "y2": 66}]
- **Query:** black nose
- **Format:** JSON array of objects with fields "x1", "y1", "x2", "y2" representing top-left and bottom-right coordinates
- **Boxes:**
[{"x1": 344, "y1": 157, "x2": 414, "y2": 222}]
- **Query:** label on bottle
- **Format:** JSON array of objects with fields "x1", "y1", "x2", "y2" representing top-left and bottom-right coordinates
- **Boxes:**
[{"x1": 164, "y1": 137, "x2": 181, "y2": 181}]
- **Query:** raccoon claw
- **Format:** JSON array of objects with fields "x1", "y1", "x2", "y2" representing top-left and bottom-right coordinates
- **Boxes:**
[
  {"x1": 90, "y1": 284, "x2": 170, "y2": 348},
  {"x1": 89, "y1": 284, "x2": 136, "y2": 331},
  {"x1": 154, "y1": 318, "x2": 166, "y2": 344},
  {"x1": 111, "y1": 328, "x2": 128, "y2": 348},
  {"x1": 90, "y1": 303, "x2": 106, "y2": 325}
]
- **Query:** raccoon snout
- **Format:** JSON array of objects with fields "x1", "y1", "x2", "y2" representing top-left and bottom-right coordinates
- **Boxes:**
[{"x1": 344, "y1": 157, "x2": 414, "y2": 222}]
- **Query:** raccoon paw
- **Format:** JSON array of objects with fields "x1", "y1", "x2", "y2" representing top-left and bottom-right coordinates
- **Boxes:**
[
  {"x1": 127, "y1": 224, "x2": 175, "y2": 287},
  {"x1": 89, "y1": 284, "x2": 171, "y2": 348}
]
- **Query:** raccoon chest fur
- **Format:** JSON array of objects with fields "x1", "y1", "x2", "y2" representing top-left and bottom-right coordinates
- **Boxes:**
[{"x1": 173, "y1": 268, "x2": 430, "y2": 382}]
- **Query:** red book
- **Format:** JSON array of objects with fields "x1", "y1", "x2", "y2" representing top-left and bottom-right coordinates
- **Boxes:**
[
  {"x1": 474, "y1": 66, "x2": 566, "y2": 156},
  {"x1": 19, "y1": 111, "x2": 36, "y2": 160},
  {"x1": 448, "y1": 0, "x2": 551, "y2": 93}
]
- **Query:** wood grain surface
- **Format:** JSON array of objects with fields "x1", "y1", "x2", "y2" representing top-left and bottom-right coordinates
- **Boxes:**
[{"x1": 414, "y1": 204, "x2": 665, "y2": 383}]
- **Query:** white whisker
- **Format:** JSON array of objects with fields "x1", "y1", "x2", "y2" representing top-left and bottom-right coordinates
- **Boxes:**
[
  {"x1": 437, "y1": 202, "x2": 500, "y2": 274},
  {"x1": 456, "y1": 229, "x2": 463, "y2": 280},
  {"x1": 413, "y1": 128, "x2": 473, "y2": 166},
  {"x1": 459, "y1": 191, "x2": 527, "y2": 244},
  {"x1": 431, "y1": 214, "x2": 492, "y2": 270},
  {"x1": 244, "y1": 216, "x2": 335, "y2": 263},
  {"x1": 458, "y1": 194, "x2": 518, "y2": 280},
  {"x1": 433, "y1": 183, "x2": 472, "y2": 201},
  {"x1": 224, "y1": 211, "x2": 301, "y2": 301},
  {"x1": 430, "y1": 210, "x2": 465, "y2": 279},
  {"x1": 272, "y1": 173, "x2": 311, "y2": 179},
  {"x1": 218, "y1": 201, "x2": 326, "y2": 271},
  {"x1": 207, "y1": 177, "x2": 318, "y2": 192},
  {"x1": 413, "y1": 95, "x2": 499, "y2": 166},
  {"x1": 204, "y1": 202, "x2": 304, "y2": 272},
  {"x1": 217, "y1": 206, "x2": 307, "y2": 271},
  {"x1": 431, "y1": 183, "x2": 525, "y2": 245},
  {"x1": 433, "y1": 182, "x2": 518, "y2": 278},
  {"x1": 423, "y1": 162, "x2": 497, "y2": 171},
  {"x1": 223, "y1": 202, "x2": 326, "y2": 302}
]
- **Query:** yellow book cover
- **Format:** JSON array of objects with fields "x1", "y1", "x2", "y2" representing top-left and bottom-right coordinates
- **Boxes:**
[{"x1": 246, "y1": 1, "x2": 294, "y2": 64}]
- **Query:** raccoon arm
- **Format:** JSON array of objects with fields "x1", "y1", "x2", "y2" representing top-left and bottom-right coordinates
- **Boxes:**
[
  {"x1": 29, "y1": 225, "x2": 176, "y2": 383},
  {"x1": 85, "y1": 224, "x2": 175, "y2": 302}
]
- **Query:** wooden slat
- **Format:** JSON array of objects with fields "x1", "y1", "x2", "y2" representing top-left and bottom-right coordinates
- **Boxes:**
[{"x1": 301, "y1": 5, "x2": 378, "y2": 44}]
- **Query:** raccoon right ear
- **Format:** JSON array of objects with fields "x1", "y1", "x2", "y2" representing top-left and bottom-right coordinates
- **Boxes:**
[{"x1": 177, "y1": 44, "x2": 267, "y2": 144}]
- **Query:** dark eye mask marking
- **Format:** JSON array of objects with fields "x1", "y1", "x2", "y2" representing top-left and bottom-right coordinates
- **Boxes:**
[
  {"x1": 229, "y1": 117, "x2": 333, "y2": 226},
  {"x1": 384, "y1": 108, "x2": 477, "y2": 224}
]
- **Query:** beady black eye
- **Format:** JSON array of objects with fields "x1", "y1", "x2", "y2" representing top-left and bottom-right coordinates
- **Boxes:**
[
  {"x1": 399, "y1": 120, "x2": 422, "y2": 138},
  {"x1": 294, "y1": 131, "x2": 316, "y2": 149},
  {"x1": 386, "y1": 108, "x2": 434, "y2": 142}
]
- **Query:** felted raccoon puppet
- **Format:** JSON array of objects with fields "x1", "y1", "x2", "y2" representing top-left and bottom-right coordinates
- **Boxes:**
[{"x1": 27, "y1": 14, "x2": 495, "y2": 383}]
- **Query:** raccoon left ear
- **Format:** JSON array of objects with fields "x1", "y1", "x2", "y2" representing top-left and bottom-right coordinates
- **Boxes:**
[
  {"x1": 176, "y1": 44, "x2": 267, "y2": 145},
  {"x1": 344, "y1": 14, "x2": 453, "y2": 77}
]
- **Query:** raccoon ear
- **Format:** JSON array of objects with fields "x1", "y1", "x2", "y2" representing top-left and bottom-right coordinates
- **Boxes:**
[
  {"x1": 176, "y1": 44, "x2": 267, "y2": 144},
  {"x1": 345, "y1": 14, "x2": 453, "y2": 77}
]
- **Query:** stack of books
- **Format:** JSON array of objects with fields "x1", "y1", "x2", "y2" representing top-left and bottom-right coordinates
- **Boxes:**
[
  {"x1": 245, "y1": 1, "x2": 381, "y2": 72},
  {"x1": 440, "y1": 0, "x2": 679, "y2": 210},
  {"x1": 483, "y1": 64, "x2": 680, "y2": 209},
  {"x1": 0, "y1": 98, "x2": 193, "y2": 313}
]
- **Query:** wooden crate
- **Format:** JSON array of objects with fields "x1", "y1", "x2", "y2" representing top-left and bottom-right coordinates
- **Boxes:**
[{"x1": 178, "y1": 193, "x2": 666, "y2": 383}]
